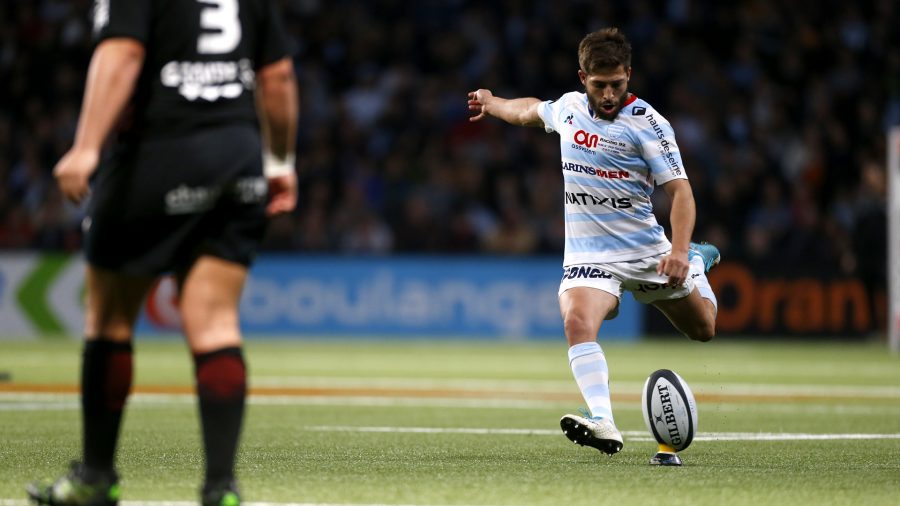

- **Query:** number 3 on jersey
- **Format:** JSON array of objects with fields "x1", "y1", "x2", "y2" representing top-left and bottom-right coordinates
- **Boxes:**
[{"x1": 198, "y1": 0, "x2": 241, "y2": 54}]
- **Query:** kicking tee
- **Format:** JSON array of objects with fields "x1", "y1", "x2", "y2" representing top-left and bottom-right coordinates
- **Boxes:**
[{"x1": 537, "y1": 92, "x2": 687, "y2": 265}]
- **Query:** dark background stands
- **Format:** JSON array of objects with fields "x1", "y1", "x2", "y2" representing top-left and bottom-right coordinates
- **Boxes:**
[{"x1": 0, "y1": 0, "x2": 895, "y2": 301}]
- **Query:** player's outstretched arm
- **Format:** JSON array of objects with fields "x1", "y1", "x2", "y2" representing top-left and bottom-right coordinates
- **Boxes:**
[
  {"x1": 55, "y1": 38, "x2": 145, "y2": 203},
  {"x1": 256, "y1": 57, "x2": 299, "y2": 216},
  {"x1": 467, "y1": 89, "x2": 544, "y2": 128}
]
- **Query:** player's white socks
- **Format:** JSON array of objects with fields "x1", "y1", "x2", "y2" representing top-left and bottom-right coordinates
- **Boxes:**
[
  {"x1": 689, "y1": 255, "x2": 718, "y2": 313},
  {"x1": 568, "y1": 341, "x2": 614, "y2": 422}
]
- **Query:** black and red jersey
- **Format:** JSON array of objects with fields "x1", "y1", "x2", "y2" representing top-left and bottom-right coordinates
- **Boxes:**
[{"x1": 93, "y1": 0, "x2": 292, "y2": 141}]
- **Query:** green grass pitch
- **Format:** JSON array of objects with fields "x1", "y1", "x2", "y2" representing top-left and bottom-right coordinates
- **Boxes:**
[{"x1": 1, "y1": 338, "x2": 899, "y2": 505}]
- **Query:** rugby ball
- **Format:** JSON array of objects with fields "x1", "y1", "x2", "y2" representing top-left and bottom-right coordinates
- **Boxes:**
[{"x1": 641, "y1": 369, "x2": 697, "y2": 451}]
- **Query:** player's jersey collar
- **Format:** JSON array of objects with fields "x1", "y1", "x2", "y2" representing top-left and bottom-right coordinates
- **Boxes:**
[{"x1": 586, "y1": 93, "x2": 638, "y2": 122}]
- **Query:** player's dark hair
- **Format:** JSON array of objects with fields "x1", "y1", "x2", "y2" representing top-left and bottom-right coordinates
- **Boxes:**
[{"x1": 578, "y1": 28, "x2": 632, "y2": 74}]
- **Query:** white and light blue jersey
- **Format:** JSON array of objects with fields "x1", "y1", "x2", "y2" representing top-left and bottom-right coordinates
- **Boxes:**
[{"x1": 537, "y1": 92, "x2": 687, "y2": 265}]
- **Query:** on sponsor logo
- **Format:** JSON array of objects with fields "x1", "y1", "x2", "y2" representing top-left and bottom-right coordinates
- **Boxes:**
[{"x1": 574, "y1": 129, "x2": 599, "y2": 148}]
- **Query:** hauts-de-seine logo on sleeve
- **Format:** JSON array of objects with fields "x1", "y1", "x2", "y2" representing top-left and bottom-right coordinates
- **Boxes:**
[{"x1": 645, "y1": 113, "x2": 682, "y2": 177}]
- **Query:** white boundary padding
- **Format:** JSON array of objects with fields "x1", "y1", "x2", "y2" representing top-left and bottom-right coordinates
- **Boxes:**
[{"x1": 889, "y1": 127, "x2": 900, "y2": 354}]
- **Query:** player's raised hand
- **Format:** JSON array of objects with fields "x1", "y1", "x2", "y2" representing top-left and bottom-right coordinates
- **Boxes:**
[
  {"x1": 467, "y1": 89, "x2": 493, "y2": 121},
  {"x1": 53, "y1": 147, "x2": 99, "y2": 204},
  {"x1": 657, "y1": 251, "x2": 690, "y2": 287}
]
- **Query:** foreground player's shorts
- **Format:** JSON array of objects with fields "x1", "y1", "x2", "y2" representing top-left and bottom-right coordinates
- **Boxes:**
[
  {"x1": 84, "y1": 124, "x2": 268, "y2": 275},
  {"x1": 557, "y1": 252, "x2": 697, "y2": 319}
]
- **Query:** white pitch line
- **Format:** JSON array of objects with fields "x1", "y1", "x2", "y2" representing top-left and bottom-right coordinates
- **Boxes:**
[
  {"x1": 0, "y1": 402, "x2": 78, "y2": 411},
  {"x1": 298, "y1": 425, "x2": 900, "y2": 441},
  {"x1": 0, "y1": 392, "x2": 564, "y2": 410},
  {"x1": 688, "y1": 432, "x2": 900, "y2": 441},
  {"x1": 303, "y1": 425, "x2": 559, "y2": 435},
  {"x1": 4, "y1": 392, "x2": 900, "y2": 416},
  {"x1": 250, "y1": 377, "x2": 900, "y2": 399}
]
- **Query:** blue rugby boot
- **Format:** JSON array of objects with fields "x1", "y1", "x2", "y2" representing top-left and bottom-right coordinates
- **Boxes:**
[{"x1": 689, "y1": 242, "x2": 720, "y2": 273}]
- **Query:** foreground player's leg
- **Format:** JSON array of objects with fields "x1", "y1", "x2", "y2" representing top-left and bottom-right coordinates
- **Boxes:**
[
  {"x1": 557, "y1": 287, "x2": 623, "y2": 455},
  {"x1": 180, "y1": 256, "x2": 248, "y2": 506},
  {"x1": 82, "y1": 340, "x2": 133, "y2": 470},
  {"x1": 26, "y1": 462, "x2": 121, "y2": 506},
  {"x1": 194, "y1": 348, "x2": 245, "y2": 506},
  {"x1": 28, "y1": 267, "x2": 153, "y2": 505},
  {"x1": 27, "y1": 341, "x2": 134, "y2": 504}
]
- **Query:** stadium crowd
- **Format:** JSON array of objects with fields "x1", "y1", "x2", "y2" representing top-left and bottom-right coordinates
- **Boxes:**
[{"x1": 0, "y1": 0, "x2": 895, "y2": 293}]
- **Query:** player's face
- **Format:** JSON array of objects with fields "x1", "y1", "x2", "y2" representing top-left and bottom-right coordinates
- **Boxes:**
[{"x1": 579, "y1": 65, "x2": 632, "y2": 121}]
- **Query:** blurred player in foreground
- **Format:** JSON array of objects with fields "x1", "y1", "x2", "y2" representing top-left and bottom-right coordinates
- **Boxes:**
[
  {"x1": 28, "y1": 0, "x2": 297, "y2": 504},
  {"x1": 467, "y1": 27, "x2": 720, "y2": 465}
]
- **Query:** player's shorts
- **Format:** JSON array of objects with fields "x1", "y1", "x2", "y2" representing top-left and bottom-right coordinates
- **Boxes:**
[
  {"x1": 557, "y1": 252, "x2": 696, "y2": 319},
  {"x1": 84, "y1": 124, "x2": 268, "y2": 275}
]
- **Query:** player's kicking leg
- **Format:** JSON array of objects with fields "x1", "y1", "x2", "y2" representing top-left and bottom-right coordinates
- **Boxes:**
[
  {"x1": 28, "y1": 266, "x2": 154, "y2": 505},
  {"x1": 179, "y1": 255, "x2": 248, "y2": 506},
  {"x1": 653, "y1": 241, "x2": 720, "y2": 342},
  {"x1": 689, "y1": 241, "x2": 721, "y2": 274},
  {"x1": 557, "y1": 286, "x2": 624, "y2": 455}
]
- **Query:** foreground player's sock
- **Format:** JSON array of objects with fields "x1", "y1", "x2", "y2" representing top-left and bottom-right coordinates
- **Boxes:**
[
  {"x1": 195, "y1": 347, "x2": 246, "y2": 487},
  {"x1": 568, "y1": 342, "x2": 614, "y2": 421},
  {"x1": 82, "y1": 339, "x2": 133, "y2": 472},
  {"x1": 689, "y1": 255, "x2": 718, "y2": 313}
]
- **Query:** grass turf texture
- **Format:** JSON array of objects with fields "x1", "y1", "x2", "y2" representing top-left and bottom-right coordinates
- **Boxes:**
[{"x1": 1, "y1": 339, "x2": 899, "y2": 505}]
